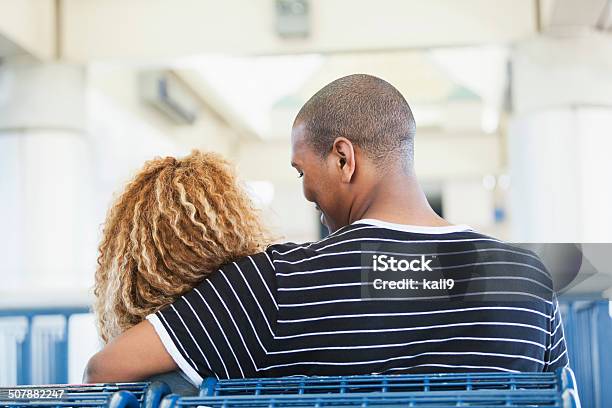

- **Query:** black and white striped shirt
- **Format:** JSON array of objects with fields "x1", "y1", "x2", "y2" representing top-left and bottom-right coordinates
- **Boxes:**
[{"x1": 147, "y1": 219, "x2": 569, "y2": 385}]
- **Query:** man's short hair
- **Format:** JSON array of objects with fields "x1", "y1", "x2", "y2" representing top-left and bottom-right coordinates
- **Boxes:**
[{"x1": 294, "y1": 74, "x2": 416, "y2": 167}]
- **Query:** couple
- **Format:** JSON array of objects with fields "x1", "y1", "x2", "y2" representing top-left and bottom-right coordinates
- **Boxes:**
[{"x1": 86, "y1": 75, "x2": 568, "y2": 391}]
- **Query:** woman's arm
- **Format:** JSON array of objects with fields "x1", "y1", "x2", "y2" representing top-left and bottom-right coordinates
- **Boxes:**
[{"x1": 84, "y1": 320, "x2": 177, "y2": 383}]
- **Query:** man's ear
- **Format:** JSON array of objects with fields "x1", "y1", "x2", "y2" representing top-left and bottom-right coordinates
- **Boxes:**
[{"x1": 331, "y1": 137, "x2": 356, "y2": 183}]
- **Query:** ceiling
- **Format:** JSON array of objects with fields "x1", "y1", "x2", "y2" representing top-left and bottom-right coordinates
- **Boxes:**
[{"x1": 182, "y1": 47, "x2": 508, "y2": 139}]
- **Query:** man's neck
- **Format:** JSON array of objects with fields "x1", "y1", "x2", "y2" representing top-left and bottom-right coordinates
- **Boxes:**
[{"x1": 349, "y1": 170, "x2": 451, "y2": 227}]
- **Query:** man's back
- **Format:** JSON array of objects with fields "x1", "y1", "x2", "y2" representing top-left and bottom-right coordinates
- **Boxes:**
[{"x1": 148, "y1": 219, "x2": 568, "y2": 384}]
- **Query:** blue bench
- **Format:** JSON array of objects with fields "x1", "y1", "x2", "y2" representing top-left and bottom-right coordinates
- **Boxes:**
[
  {"x1": 0, "y1": 369, "x2": 580, "y2": 408},
  {"x1": 160, "y1": 368, "x2": 580, "y2": 407},
  {"x1": 0, "y1": 382, "x2": 170, "y2": 408}
]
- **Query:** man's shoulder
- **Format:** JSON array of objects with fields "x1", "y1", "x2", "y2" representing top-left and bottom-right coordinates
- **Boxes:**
[
  {"x1": 457, "y1": 231, "x2": 552, "y2": 285},
  {"x1": 469, "y1": 231, "x2": 547, "y2": 261},
  {"x1": 266, "y1": 241, "x2": 310, "y2": 255}
]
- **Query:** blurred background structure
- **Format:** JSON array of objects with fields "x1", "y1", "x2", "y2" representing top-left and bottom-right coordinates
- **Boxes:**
[{"x1": 0, "y1": 0, "x2": 611, "y2": 406}]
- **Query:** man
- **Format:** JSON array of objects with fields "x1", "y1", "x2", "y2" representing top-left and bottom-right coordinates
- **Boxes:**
[{"x1": 85, "y1": 74, "x2": 568, "y2": 385}]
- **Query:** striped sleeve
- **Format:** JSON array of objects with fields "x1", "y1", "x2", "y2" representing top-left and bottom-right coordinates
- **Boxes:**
[
  {"x1": 543, "y1": 294, "x2": 569, "y2": 371},
  {"x1": 146, "y1": 251, "x2": 278, "y2": 384}
]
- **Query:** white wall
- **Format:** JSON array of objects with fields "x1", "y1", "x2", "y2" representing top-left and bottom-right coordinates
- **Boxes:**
[{"x1": 509, "y1": 107, "x2": 612, "y2": 242}]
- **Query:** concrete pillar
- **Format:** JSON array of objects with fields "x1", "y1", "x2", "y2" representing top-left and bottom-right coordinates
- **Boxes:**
[
  {"x1": 508, "y1": 32, "x2": 612, "y2": 242},
  {"x1": 0, "y1": 61, "x2": 95, "y2": 292}
]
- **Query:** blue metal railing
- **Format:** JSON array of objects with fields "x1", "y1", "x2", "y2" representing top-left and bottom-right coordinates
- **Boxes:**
[
  {"x1": 560, "y1": 300, "x2": 612, "y2": 408},
  {"x1": 0, "y1": 390, "x2": 140, "y2": 408},
  {"x1": 157, "y1": 368, "x2": 579, "y2": 407},
  {"x1": 197, "y1": 371, "x2": 566, "y2": 396},
  {"x1": 164, "y1": 392, "x2": 570, "y2": 407},
  {"x1": 0, "y1": 382, "x2": 170, "y2": 408},
  {"x1": 0, "y1": 372, "x2": 579, "y2": 408},
  {"x1": 0, "y1": 308, "x2": 89, "y2": 385}
]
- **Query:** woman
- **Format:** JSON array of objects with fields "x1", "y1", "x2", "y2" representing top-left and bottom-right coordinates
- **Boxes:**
[{"x1": 93, "y1": 150, "x2": 271, "y2": 390}]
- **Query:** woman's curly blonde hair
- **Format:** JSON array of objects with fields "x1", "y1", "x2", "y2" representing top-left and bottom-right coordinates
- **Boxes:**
[{"x1": 94, "y1": 150, "x2": 271, "y2": 343}]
